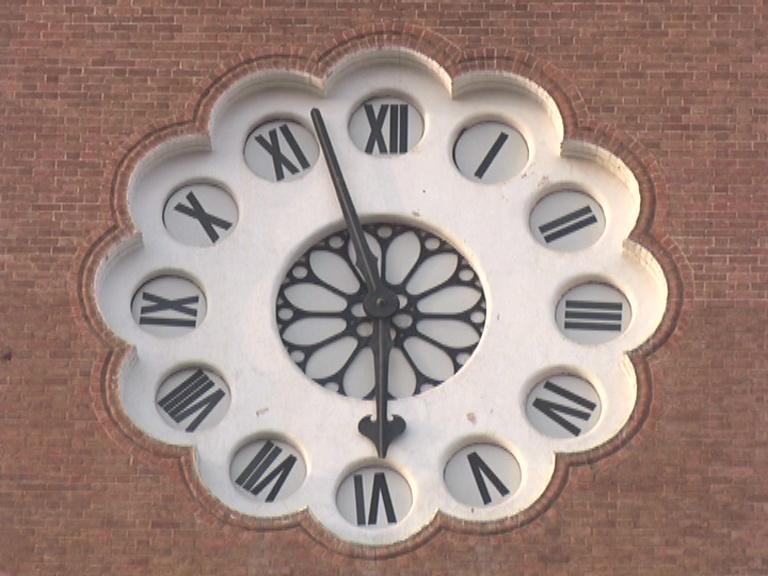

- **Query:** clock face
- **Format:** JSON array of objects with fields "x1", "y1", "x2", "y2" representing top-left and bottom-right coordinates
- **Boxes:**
[{"x1": 94, "y1": 50, "x2": 668, "y2": 547}]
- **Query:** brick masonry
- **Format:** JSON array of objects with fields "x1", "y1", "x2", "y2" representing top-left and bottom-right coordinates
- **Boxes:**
[{"x1": 1, "y1": 2, "x2": 767, "y2": 574}]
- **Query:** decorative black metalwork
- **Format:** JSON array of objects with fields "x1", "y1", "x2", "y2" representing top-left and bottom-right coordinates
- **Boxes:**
[{"x1": 276, "y1": 222, "x2": 487, "y2": 399}]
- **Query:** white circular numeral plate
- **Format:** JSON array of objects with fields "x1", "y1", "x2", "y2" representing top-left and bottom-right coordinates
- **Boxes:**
[
  {"x1": 526, "y1": 374, "x2": 602, "y2": 439},
  {"x1": 529, "y1": 189, "x2": 605, "y2": 251},
  {"x1": 555, "y1": 283, "x2": 631, "y2": 344},
  {"x1": 163, "y1": 183, "x2": 238, "y2": 246},
  {"x1": 336, "y1": 465, "x2": 412, "y2": 528},
  {"x1": 230, "y1": 438, "x2": 306, "y2": 503},
  {"x1": 155, "y1": 367, "x2": 230, "y2": 433},
  {"x1": 444, "y1": 443, "x2": 521, "y2": 508},
  {"x1": 453, "y1": 121, "x2": 529, "y2": 184},
  {"x1": 348, "y1": 97, "x2": 424, "y2": 156},
  {"x1": 244, "y1": 119, "x2": 319, "y2": 182},
  {"x1": 130, "y1": 275, "x2": 206, "y2": 338}
]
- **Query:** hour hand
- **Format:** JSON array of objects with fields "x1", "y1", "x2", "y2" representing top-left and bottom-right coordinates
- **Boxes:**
[{"x1": 358, "y1": 316, "x2": 406, "y2": 458}]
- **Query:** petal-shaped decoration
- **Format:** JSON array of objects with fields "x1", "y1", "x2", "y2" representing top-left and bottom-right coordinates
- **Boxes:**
[
  {"x1": 417, "y1": 286, "x2": 482, "y2": 314},
  {"x1": 310, "y1": 250, "x2": 360, "y2": 295},
  {"x1": 406, "y1": 253, "x2": 458, "y2": 295},
  {"x1": 282, "y1": 317, "x2": 347, "y2": 346},
  {"x1": 343, "y1": 347, "x2": 374, "y2": 398},
  {"x1": 404, "y1": 337, "x2": 455, "y2": 381},
  {"x1": 385, "y1": 231, "x2": 421, "y2": 285},
  {"x1": 305, "y1": 337, "x2": 357, "y2": 380},
  {"x1": 388, "y1": 348, "x2": 417, "y2": 398},
  {"x1": 417, "y1": 319, "x2": 480, "y2": 348},
  {"x1": 283, "y1": 283, "x2": 348, "y2": 313}
]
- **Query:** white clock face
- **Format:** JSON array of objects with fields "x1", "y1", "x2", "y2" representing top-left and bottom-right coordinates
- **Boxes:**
[{"x1": 95, "y1": 49, "x2": 668, "y2": 548}]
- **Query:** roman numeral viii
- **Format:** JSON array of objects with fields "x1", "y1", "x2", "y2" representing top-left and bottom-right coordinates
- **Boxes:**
[{"x1": 157, "y1": 369, "x2": 226, "y2": 432}]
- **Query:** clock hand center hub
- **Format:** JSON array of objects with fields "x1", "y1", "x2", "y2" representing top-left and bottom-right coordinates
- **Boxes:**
[{"x1": 363, "y1": 289, "x2": 399, "y2": 318}]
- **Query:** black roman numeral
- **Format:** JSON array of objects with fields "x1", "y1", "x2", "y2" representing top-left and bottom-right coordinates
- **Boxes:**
[
  {"x1": 139, "y1": 292, "x2": 199, "y2": 327},
  {"x1": 254, "y1": 124, "x2": 311, "y2": 181},
  {"x1": 474, "y1": 132, "x2": 509, "y2": 179},
  {"x1": 564, "y1": 299, "x2": 623, "y2": 332},
  {"x1": 157, "y1": 369, "x2": 225, "y2": 432},
  {"x1": 234, "y1": 441, "x2": 298, "y2": 502},
  {"x1": 538, "y1": 205, "x2": 598, "y2": 243},
  {"x1": 532, "y1": 380, "x2": 597, "y2": 437},
  {"x1": 353, "y1": 472, "x2": 397, "y2": 526},
  {"x1": 466, "y1": 451, "x2": 510, "y2": 505},
  {"x1": 173, "y1": 191, "x2": 233, "y2": 244},
  {"x1": 364, "y1": 103, "x2": 409, "y2": 154}
]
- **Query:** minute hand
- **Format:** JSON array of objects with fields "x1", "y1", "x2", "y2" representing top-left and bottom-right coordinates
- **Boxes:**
[{"x1": 309, "y1": 108, "x2": 398, "y2": 316}]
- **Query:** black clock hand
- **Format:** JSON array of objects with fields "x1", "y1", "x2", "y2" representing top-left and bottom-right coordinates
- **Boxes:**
[
  {"x1": 358, "y1": 316, "x2": 406, "y2": 458},
  {"x1": 310, "y1": 108, "x2": 399, "y2": 318},
  {"x1": 310, "y1": 107, "x2": 405, "y2": 458}
]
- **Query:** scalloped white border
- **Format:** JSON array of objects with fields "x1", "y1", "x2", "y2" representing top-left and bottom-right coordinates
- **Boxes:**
[{"x1": 95, "y1": 48, "x2": 668, "y2": 546}]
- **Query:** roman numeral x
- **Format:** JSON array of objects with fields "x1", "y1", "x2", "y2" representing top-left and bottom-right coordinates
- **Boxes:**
[{"x1": 173, "y1": 191, "x2": 232, "y2": 244}]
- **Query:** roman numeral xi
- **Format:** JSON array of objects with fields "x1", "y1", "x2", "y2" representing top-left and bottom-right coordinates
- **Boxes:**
[{"x1": 254, "y1": 124, "x2": 311, "y2": 181}]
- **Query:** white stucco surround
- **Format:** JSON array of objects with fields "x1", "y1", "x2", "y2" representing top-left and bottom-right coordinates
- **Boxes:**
[{"x1": 96, "y1": 49, "x2": 668, "y2": 546}]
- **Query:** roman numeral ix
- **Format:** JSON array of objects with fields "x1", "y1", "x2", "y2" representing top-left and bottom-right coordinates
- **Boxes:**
[
  {"x1": 364, "y1": 103, "x2": 409, "y2": 154},
  {"x1": 254, "y1": 124, "x2": 311, "y2": 181},
  {"x1": 234, "y1": 441, "x2": 297, "y2": 502},
  {"x1": 157, "y1": 369, "x2": 225, "y2": 432},
  {"x1": 139, "y1": 292, "x2": 199, "y2": 327},
  {"x1": 174, "y1": 191, "x2": 232, "y2": 244},
  {"x1": 532, "y1": 380, "x2": 597, "y2": 437}
]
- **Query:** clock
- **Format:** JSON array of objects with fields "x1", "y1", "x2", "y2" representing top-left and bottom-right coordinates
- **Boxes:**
[{"x1": 94, "y1": 49, "x2": 668, "y2": 548}]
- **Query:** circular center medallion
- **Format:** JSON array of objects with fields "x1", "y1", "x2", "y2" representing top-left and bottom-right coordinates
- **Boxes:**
[{"x1": 276, "y1": 222, "x2": 487, "y2": 399}]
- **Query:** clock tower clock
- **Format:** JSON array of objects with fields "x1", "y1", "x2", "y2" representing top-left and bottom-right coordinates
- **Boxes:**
[{"x1": 95, "y1": 48, "x2": 668, "y2": 547}]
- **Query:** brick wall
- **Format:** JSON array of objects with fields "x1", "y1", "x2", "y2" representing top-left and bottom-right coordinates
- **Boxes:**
[{"x1": 1, "y1": 1, "x2": 766, "y2": 574}]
